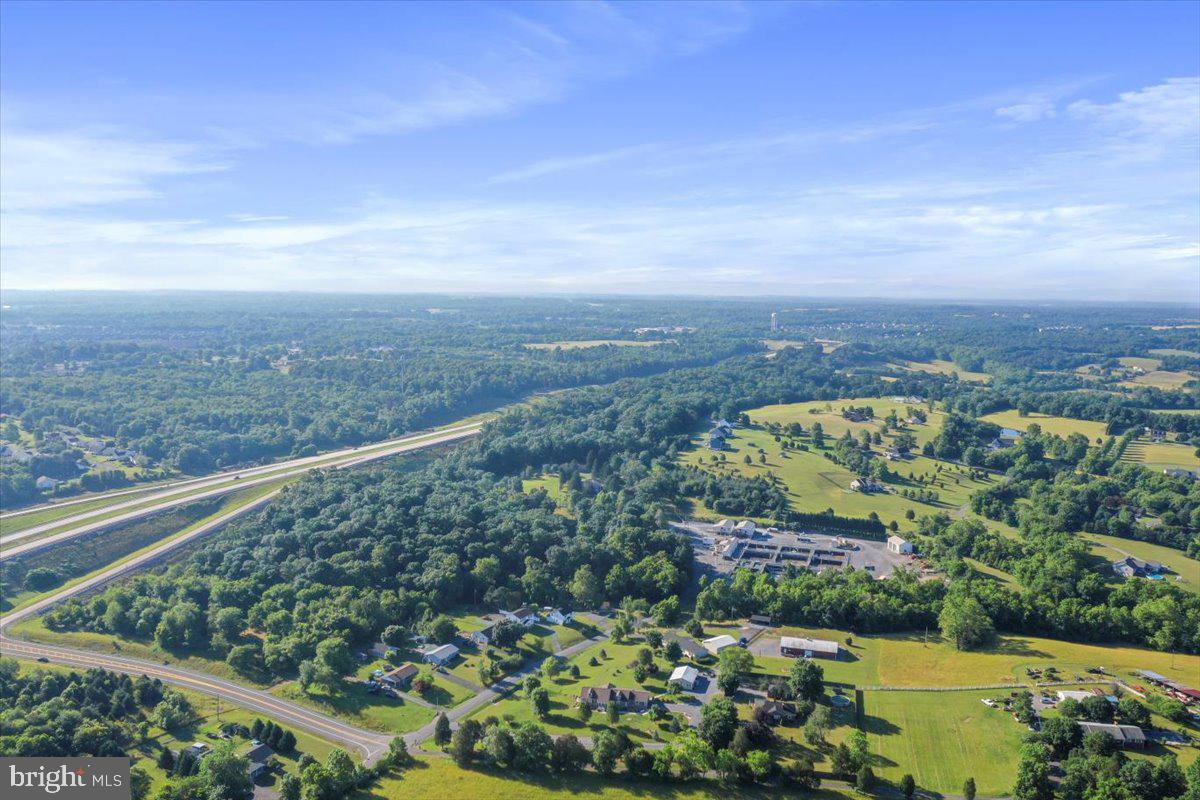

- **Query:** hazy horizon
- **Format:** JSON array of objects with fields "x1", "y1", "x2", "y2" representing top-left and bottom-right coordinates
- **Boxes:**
[{"x1": 2, "y1": 1, "x2": 1198, "y2": 301}]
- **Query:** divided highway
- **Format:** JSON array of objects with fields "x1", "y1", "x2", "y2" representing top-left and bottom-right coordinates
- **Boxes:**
[
  {"x1": 0, "y1": 422, "x2": 488, "y2": 761},
  {"x1": 1, "y1": 423, "x2": 482, "y2": 561}
]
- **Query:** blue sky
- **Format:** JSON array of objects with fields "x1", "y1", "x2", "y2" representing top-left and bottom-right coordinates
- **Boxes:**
[{"x1": 2, "y1": 1, "x2": 1198, "y2": 300}]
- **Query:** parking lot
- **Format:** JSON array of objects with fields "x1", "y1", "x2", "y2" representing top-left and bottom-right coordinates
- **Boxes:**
[{"x1": 673, "y1": 519, "x2": 915, "y2": 581}]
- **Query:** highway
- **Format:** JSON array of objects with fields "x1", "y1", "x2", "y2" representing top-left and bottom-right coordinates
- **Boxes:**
[
  {"x1": 1, "y1": 423, "x2": 482, "y2": 561},
  {"x1": 0, "y1": 427, "x2": 494, "y2": 761}
]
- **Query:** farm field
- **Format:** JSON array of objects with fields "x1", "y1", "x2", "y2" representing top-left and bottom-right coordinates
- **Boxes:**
[
  {"x1": 680, "y1": 423, "x2": 997, "y2": 533},
  {"x1": 523, "y1": 340, "x2": 669, "y2": 350},
  {"x1": 862, "y1": 689, "x2": 1023, "y2": 795},
  {"x1": 1149, "y1": 408, "x2": 1200, "y2": 415},
  {"x1": 743, "y1": 625, "x2": 1200, "y2": 689},
  {"x1": 363, "y1": 759, "x2": 856, "y2": 800},
  {"x1": 1080, "y1": 531, "x2": 1200, "y2": 594},
  {"x1": 898, "y1": 359, "x2": 992, "y2": 383},
  {"x1": 1120, "y1": 437, "x2": 1200, "y2": 471},
  {"x1": 977, "y1": 410, "x2": 1109, "y2": 442},
  {"x1": 1120, "y1": 370, "x2": 1196, "y2": 390}
]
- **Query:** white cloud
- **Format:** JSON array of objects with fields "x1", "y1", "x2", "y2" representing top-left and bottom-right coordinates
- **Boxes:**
[
  {"x1": 0, "y1": 127, "x2": 221, "y2": 212},
  {"x1": 1068, "y1": 76, "x2": 1200, "y2": 160},
  {"x1": 995, "y1": 98, "x2": 1057, "y2": 122}
]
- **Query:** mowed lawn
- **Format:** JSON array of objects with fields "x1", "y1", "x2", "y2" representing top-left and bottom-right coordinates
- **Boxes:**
[
  {"x1": 361, "y1": 759, "x2": 857, "y2": 800},
  {"x1": 863, "y1": 689, "x2": 1023, "y2": 795},
  {"x1": 680, "y1": 422, "x2": 998, "y2": 533},
  {"x1": 978, "y1": 410, "x2": 1109, "y2": 442},
  {"x1": 273, "y1": 679, "x2": 435, "y2": 734},
  {"x1": 1080, "y1": 531, "x2": 1200, "y2": 594},
  {"x1": 1120, "y1": 437, "x2": 1200, "y2": 471}
]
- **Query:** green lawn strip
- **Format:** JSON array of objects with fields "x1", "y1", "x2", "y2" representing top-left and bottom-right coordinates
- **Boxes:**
[
  {"x1": 271, "y1": 680, "x2": 435, "y2": 734},
  {"x1": 3, "y1": 481, "x2": 291, "y2": 614}
]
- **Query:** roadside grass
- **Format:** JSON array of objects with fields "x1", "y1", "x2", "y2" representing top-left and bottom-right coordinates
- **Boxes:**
[
  {"x1": 898, "y1": 359, "x2": 992, "y2": 384},
  {"x1": 977, "y1": 410, "x2": 1109, "y2": 442},
  {"x1": 523, "y1": 340, "x2": 669, "y2": 350},
  {"x1": 0, "y1": 487, "x2": 167, "y2": 536},
  {"x1": 680, "y1": 423, "x2": 997, "y2": 534},
  {"x1": 862, "y1": 688, "x2": 1023, "y2": 795},
  {"x1": 273, "y1": 679, "x2": 435, "y2": 734},
  {"x1": 1079, "y1": 531, "x2": 1200, "y2": 594},
  {"x1": 471, "y1": 640, "x2": 676, "y2": 742},
  {"x1": 1120, "y1": 437, "x2": 1200, "y2": 471},
  {"x1": 359, "y1": 758, "x2": 857, "y2": 800},
  {"x1": 1, "y1": 481, "x2": 289, "y2": 614}
]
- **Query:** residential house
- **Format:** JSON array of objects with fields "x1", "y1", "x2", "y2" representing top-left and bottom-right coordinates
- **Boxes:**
[
  {"x1": 666, "y1": 634, "x2": 706, "y2": 660},
  {"x1": 542, "y1": 608, "x2": 573, "y2": 625},
  {"x1": 1112, "y1": 556, "x2": 1164, "y2": 579},
  {"x1": 423, "y1": 644, "x2": 460, "y2": 666},
  {"x1": 578, "y1": 685, "x2": 651, "y2": 712},
  {"x1": 501, "y1": 606, "x2": 540, "y2": 626},
  {"x1": 184, "y1": 742, "x2": 210, "y2": 760},
  {"x1": 883, "y1": 448, "x2": 902, "y2": 461},
  {"x1": 733, "y1": 520, "x2": 756, "y2": 537},
  {"x1": 886, "y1": 536, "x2": 914, "y2": 555},
  {"x1": 380, "y1": 663, "x2": 419, "y2": 689},
  {"x1": 668, "y1": 665, "x2": 700, "y2": 691},
  {"x1": 702, "y1": 634, "x2": 739, "y2": 655},
  {"x1": 708, "y1": 432, "x2": 726, "y2": 450},
  {"x1": 470, "y1": 623, "x2": 496, "y2": 646},
  {"x1": 713, "y1": 519, "x2": 734, "y2": 534},
  {"x1": 1164, "y1": 468, "x2": 1196, "y2": 480},
  {"x1": 244, "y1": 743, "x2": 274, "y2": 780},
  {"x1": 780, "y1": 636, "x2": 840, "y2": 660},
  {"x1": 1076, "y1": 722, "x2": 1147, "y2": 749},
  {"x1": 849, "y1": 477, "x2": 882, "y2": 493},
  {"x1": 754, "y1": 699, "x2": 798, "y2": 725}
]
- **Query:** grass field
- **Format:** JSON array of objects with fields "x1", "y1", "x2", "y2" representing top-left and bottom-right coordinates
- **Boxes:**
[
  {"x1": 1120, "y1": 437, "x2": 1200, "y2": 471},
  {"x1": 1148, "y1": 408, "x2": 1200, "y2": 415},
  {"x1": 978, "y1": 410, "x2": 1109, "y2": 442},
  {"x1": 523, "y1": 340, "x2": 669, "y2": 350},
  {"x1": 745, "y1": 397, "x2": 943, "y2": 447},
  {"x1": 1120, "y1": 370, "x2": 1197, "y2": 390},
  {"x1": 681, "y1": 421, "x2": 997, "y2": 533},
  {"x1": 360, "y1": 759, "x2": 855, "y2": 800},
  {"x1": 898, "y1": 359, "x2": 992, "y2": 383},
  {"x1": 1080, "y1": 531, "x2": 1200, "y2": 594},
  {"x1": 1149, "y1": 348, "x2": 1200, "y2": 357},
  {"x1": 743, "y1": 625, "x2": 1200, "y2": 689},
  {"x1": 862, "y1": 689, "x2": 1023, "y2": 795}
]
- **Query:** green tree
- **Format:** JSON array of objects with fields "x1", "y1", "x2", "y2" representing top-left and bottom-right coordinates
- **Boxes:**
[
  {"x1": 195, "y1": 742, "x2": 252, "y2": 800},
  {"x1": 591, "y1": 729, "x2": 627, "y2": 776},
  {"x1": 788, "y1": 658, "x2": 824, "y2": 701},
  {"x1": 900, "y1": 773, "x2": 916, "y2": 799},
  {"x1": 938, "y1": 593, "x2": 995, "y2": 651},
  {"x1": 698, "y1": 695, "x2": 739, "y2": 750},
  {"x1": 530, "y1": 687, "x2": 551, "y2": 719},
  {"x1": 1012, "y1": 744, "x2": 1052, "y2": 800},
  {"x1": 570, "y1": 565, "x2": 602, "y2": 608},
  {"x1": 963, "y1": 777, "x2": 977, "y2": 800},
  {"x1": 433, "y1": 713, "x2": 452, "y2": 747}
]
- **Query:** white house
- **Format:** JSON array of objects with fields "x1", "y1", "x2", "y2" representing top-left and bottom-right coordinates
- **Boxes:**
[
  {"x1": 702, "y1": 634, "x2": 738, "y2": 655},
  {"x1": 668, "y1": 665, "x2": 700, "y2": 691},
  {"x1": 35, "y1": 475, "x2": 61, "y2": 490},
  {"x1": 423, "y1": 644, "x2": 460, "y2": 666},
  {"x1": 1057, "y1": 690, "x2": 1097, "y2": 703},
  {"x1": 542, "y1": 608, "x2": 573, "y2": 625},
  {"x1": 713, "y1": 519, "x2": 734, "y2": 534},
  {"x1": 733, "y1": 520, "x2": 756, "y2": 537},
  {"x1": 886, "y1": 536, "x2": 914, "y2": 555},
  {"x1": 500, "y1": 606, "x2": 539, "y2": 626}
]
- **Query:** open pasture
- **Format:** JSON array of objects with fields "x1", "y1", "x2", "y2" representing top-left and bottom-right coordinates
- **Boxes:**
[
  {"x1": 523, "y1": 340, "x2": 669, "y2": 350},
  {"x1": 898, "y1": 359, "x2": 992, "y2": 383},
  {"x1": 978, "y1": 410, "x2": 1108, "y2": 442},
  {"x1": 1120, "y1": 437, "x2": 1200, "y2": 471}
]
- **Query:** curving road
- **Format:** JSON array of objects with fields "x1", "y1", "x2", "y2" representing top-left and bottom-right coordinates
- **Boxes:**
[
  {"x1": 0, "y1": 424, "x2": 489, "y2": 762},
  {"x1": 1, "y1": 423, "x2": 482, "y2": 561}
]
